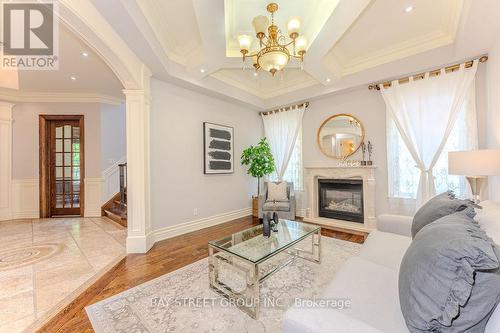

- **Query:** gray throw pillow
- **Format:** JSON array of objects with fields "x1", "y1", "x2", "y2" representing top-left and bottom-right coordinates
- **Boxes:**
[
  {"x1": 411, "y1": 191, "x2": 475, "y2": 238},
  {"x1": 399, "y1": 211, "x2": 500, "y2": 332}
]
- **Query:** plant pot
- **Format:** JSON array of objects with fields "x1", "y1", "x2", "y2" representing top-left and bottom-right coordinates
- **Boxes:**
[{"x1": 252, "y1": 196, "x2": 259, "y2": 218}]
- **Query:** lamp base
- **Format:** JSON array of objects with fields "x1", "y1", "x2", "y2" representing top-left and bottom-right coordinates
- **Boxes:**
[{"x1": 466, "y1": 176, "x2": 486, "y2": 204}]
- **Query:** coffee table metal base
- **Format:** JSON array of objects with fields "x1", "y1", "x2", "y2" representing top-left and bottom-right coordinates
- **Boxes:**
[{"x1": 208, "y1": 229, "x2": 321, "y2": 319}]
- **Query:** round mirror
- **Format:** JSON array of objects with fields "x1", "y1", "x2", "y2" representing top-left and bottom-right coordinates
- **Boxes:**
[{"x1": 317, "y1": 114, "x2": 365, "y2": 159}]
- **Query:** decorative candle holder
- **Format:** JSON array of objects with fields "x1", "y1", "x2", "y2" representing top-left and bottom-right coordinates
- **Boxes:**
[
  {"x1": 367, "y1": 141, "x2": 373, "y2": 166},
  {"x1": 361, "y1": 142, "x2": 367, "y2": 166}
]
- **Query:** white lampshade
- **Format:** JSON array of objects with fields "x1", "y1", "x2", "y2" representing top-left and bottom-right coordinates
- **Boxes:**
[
  {"x1": 287, "y1": 17, "x2": 301, "y2": 36},
  {"x1": 448, "y1": 149, "x2": 500, "y2": 176},
  {"x1": 237, "y1": 35, "x2": 252, "y2": 51},
  {"x1": 252, "y1": 15, "x2": 269, "y2": 36},
  {"x1": 295, "y1": 37, "x2": 307, "y2": 53}
]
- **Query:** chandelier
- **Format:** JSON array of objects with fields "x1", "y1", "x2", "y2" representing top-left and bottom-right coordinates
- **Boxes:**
[{"x1": 237, "y1": 3, "x2": 307, "y2": 76}]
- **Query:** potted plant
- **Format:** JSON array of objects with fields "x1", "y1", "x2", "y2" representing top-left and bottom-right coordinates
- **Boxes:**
[{"x1": 241, "y1": 137, "x2": 276, "y2": 217}]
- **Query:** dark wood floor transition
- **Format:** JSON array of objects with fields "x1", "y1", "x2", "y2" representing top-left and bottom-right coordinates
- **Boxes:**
[{"x1": 38, "y1": 216, "x2": 364, "y2": 332}]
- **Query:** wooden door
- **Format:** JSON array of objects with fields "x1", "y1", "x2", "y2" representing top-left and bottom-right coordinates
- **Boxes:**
[{"x1": 40, "y1": 115, "x2": 84, "y2": 217}]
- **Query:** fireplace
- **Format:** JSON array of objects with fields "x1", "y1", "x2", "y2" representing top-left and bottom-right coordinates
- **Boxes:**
[{"x1": 318, "y1": 179, "x2": 364, "y2": 223}]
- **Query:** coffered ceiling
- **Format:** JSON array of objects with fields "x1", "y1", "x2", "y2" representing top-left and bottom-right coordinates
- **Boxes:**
[
  {"x1": 31, "y1": 0, "x2": 500, "y2": 110},
  {"x1": 326, "y1": 0, "x2": 463, "y2": 76},
  {"x1": 224, "y1": 0, "x2": 339, "y2": 57}
]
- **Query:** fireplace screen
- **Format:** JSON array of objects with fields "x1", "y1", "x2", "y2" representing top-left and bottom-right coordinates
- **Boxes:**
[{"x1": 318, "y1": 179, "x2": 364, "y2": 223}]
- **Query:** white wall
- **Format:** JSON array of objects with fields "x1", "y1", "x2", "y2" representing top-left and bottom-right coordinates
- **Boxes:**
[
  {"x1": 100, "y1": 104, "x2": 126, "y2": 170},
  {"x1": 12, "y1": 103, "x2": 103, "y2": 179},
  {"x1": 301, "y1": 66, "x2": 489, "y2": 215},
  {"x1": 150, "y1": 79, "x2": 262, "y2": 231},
  {"x1": 10, "y1": 102, "x2": 126, "y2": 217},
  {"x1": 487, "y1": 42, "x2": 500, "y2": 201},
  {"x1": 100, "y1": 104, "x2": 127, "y2": 203},
  {"x1": 301, "y1": 87, "x2": 390, "y2": 215}
]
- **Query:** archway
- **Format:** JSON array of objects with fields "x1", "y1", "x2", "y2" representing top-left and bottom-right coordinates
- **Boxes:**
[{"x1": 56, "y1": 0, "x2": 153, "y2": 253}]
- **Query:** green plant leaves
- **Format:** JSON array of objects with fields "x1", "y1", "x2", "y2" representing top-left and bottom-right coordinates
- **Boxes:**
[{"x1": 240, "y1": 137, "x2": 275, "y2": 178}]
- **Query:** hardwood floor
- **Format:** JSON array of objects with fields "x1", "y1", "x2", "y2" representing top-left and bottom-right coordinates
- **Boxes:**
[{"x1": 38, "y1": 216, "x2": 364, "y2": 332}]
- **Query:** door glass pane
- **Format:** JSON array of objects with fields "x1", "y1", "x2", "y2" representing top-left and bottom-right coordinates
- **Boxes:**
[
  {"x1": 55, "y1": 153, "x2": 63, "y2": 166},
  {"x1": 64, "y1": 167, "x2": 71, "y2": 178},
  {"x1": 52, "y1": 122, "x2": 82, "y2": 213},
  {"x1": 64, "y1": 194, "x2": 71, "y2": 207},
  {"x1": 55, "y1": 167, "x2": 63, "y2": 179},
  {"x1": 72, "y1": 167, "x2": 80, "y2": 179},
  {"x1": 55, "y1": 181, "x2": 63, "y2": 195},
  {"x1": 72, "y1": 139, "x2": 80, "y2": 152},
  {"x1": 55, "y1": 139, "x2": 63, "y2": 152},
  {"x1": 64, "y1": 125, "x2": 71, "y2": 138},
  {"x1": 64, "y1": 181, "x2": 71, "y2": 193},
  {"x1": 64, "y1": 153, "x2": 71, "y2": 166},
  {"x1": 73, "y1": 195, "x2": 80, "y2": 208},
  {"x1": 55, "y1": 127, "x2": 63, "y2": 139},
  {"x1": 55, "y1": 195, "x2": 63, "y2": 208},
  {"x1": 72, "y1": 153, "x2": 80, "y2": 166},
  {"x1": 72, "y1": 127, "x2": 80, "y2": 138},
  {"x1": 64, "y1": 139, "x2": 71, "y2": 152}
]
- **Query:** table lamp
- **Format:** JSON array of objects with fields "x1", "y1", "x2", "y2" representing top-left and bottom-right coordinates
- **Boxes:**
[{"x1": 448, "y1": 149, "x2": 500, "y2": 203}]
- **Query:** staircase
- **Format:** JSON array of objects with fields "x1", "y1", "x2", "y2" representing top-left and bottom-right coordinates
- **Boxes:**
[{"x1": 102, "y1": 163, "x2": 127, "y2": 227}]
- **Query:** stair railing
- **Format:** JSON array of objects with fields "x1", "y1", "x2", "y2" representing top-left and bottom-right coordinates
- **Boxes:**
[{"x1": 119, "y1": 163, "x2": 127, "y2": 208}]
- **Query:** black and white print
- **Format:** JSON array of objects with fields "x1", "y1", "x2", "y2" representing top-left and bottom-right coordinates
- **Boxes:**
[{"x1": 203, "y1": 122, "x2": 234, "y2": 174}]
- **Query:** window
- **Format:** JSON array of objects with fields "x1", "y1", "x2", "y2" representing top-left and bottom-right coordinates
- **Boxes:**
[
  {"x1": 387, "y1": 90, "x2": 477, "y2": 199},
  {"x1": 269, "y1": 128, "x2": 303, "y2": 191}
]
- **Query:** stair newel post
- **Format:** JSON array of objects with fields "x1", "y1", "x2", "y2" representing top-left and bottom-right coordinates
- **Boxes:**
[{"x1": 119, "y1": 163, "x2": 127, "y2": 208}]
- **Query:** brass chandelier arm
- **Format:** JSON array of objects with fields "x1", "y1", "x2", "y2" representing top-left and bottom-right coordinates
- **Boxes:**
[{"x1": 238, "y1": 2, "x2": 306, "y2": 75}]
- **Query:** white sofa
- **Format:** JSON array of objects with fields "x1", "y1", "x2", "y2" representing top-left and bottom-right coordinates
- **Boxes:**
[{"x1": 283, "y1": 203, "x2": 500, "y2": 333}]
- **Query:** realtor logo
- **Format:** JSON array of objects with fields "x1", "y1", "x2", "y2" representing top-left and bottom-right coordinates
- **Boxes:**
[{"x1": 1, "y1": 1, "x2": 59, "y2": 70}]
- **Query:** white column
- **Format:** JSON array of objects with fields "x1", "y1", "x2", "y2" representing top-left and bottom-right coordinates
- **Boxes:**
[
  {"x1": 123, "y1": 72, "x2": 153, "y2": 253},
  {"x1": 0, "y1": 102, "x2": 14, "y2": 221}
]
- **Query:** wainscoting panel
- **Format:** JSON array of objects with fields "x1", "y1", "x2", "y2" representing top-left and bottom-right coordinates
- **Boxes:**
[
  {"x1": 12, "y1": 179, "x2": 39, "y2": 219},
  {"x1": 84, "y1": 178, "x2": 103, "y2": 217},
  {"x1": 0, "y1": 104, "x2": 13, "y2": 221},
  {"x1": 154, "y1": 207, "x2": 252, "y2": 243},
  {"x1": 102, "y1": 157, "x2": 126, "y2": 204}
]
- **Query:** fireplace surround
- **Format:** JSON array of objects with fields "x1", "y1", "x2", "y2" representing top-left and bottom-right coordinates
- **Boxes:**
[
  {"x1": 304, "y1": 166, "x2": 376, "y2": 233},
  {"x1": 318, "y1": 179, "x2": 364, "y2": 223}
]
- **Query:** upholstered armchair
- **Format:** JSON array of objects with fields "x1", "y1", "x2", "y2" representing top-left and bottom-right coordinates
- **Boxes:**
[{"x1": 258, "y1": 181, "x2": 296, "y2": 220}]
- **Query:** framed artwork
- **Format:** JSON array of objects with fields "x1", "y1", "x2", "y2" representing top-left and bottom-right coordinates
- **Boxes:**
[{"x1": 203, "y1": 122, "x2": 234, "y2": 174}]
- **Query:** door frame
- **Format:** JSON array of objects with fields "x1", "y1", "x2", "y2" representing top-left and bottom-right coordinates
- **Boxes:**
[{"x1": 39, "y1": 115, "x2": 85, "y2": 218}]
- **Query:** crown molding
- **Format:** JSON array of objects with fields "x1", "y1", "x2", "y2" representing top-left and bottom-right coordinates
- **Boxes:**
[
  {"x1": 336, "y1": 31, "x2": 455, "y2": 76},
  {"x1": 210, "y1": 70, "x2": 319, "y2": 100},
  {"x1": 329, "y1": 1, "x2": 463, "y2": 77},
  {"x1": 0, "y1": 90, "x2": 124, "y2": 105}
]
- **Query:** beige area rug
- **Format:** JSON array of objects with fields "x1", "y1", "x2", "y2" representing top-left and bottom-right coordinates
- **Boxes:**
[{"x1": 86, "y1": 237, "x2": 361, "y2": 333}]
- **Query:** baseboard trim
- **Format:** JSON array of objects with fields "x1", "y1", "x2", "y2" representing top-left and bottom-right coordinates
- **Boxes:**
[
  {"x1": 154, "y1": 207, "x2": 252, "y2": 243},
  {"x1": 126, "y1": 231, "x2": 155, "y2": 253},
  {"x1": 296, "y1": 208, "x2": 307, "y2": 218}
]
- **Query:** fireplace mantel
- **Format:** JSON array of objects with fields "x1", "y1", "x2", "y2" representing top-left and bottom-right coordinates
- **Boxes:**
[{"x1": 303, "y1": 166, "x2": 377, "y2": 233}]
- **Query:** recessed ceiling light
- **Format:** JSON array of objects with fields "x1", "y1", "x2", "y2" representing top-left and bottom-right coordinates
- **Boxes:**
[
  {"x1": 405, "y1": 6, "x2": 413, "y2": 13},
  {"x1": 200, "y1": 68, "x2": 206, "y2": 73},
  {"x1": 81, "y1": 52, "x2": 89, "y2": 57},
  {"x1": 325, "y1": 78, "x2": 331, "y2": 83},
  {"x1": 253, "y1": 72, "x2": 258, "y2": 77},
  {"x1": 70, "y1": 76, "x2": 77, "y2": 81}
]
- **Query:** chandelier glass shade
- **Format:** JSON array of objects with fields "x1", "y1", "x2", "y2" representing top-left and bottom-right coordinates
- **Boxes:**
[{"x1": 238, "y1": 3, "x2": 307, "y2": 76}]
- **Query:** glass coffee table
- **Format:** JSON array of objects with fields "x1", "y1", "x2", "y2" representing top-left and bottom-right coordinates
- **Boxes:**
[{"x1": 208, "y1": 219, "x2": 321, "y2": 318}]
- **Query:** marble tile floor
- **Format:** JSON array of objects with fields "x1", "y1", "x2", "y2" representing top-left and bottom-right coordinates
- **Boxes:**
[{"x1": 0, "y1": 217, "x2": 126, "y2": 332}]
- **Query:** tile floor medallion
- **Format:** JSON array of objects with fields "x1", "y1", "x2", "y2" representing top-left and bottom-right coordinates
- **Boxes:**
[{"x1": 0, "y1": 217, "x2": 127, "y2": 333}]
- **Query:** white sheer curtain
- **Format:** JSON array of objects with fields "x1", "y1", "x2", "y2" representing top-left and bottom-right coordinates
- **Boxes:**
[
  {"x1": 380, "y1": 60, "x2": 478, "y2": 209},
  {"x1": 262, "y1": 105, "x2": 305, "y2": 180}
]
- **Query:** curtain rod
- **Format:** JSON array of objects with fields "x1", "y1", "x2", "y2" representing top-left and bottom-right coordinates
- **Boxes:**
[
  {"x1": 260, "y1": 102, "x2": 309, "y2": 116},
  {"x1": 368, "y1": 55, "x2": 488, "y2": 91}
]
